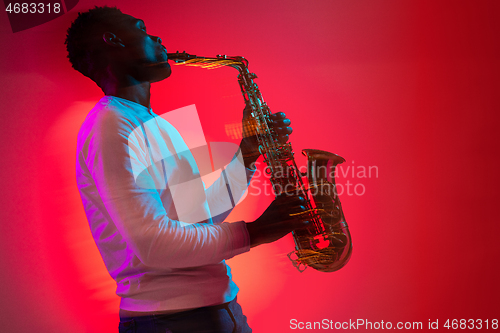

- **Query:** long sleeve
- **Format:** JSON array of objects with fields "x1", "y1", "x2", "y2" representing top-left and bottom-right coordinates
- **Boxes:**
[
  {"x1": 205, "y1": 150, "x2": 255, "y2": 224},
  {"x1": 77, "y1": 99, "x2": 250, "y2": 270}
]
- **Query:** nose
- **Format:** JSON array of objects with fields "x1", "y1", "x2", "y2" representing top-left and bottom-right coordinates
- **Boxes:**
[{"x1": 151, "y1": 35, "x2": 162, "y2": 44}]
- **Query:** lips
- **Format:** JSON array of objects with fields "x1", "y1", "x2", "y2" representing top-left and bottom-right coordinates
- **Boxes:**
[{"x1": 157, "y1": 46, "x2": 168, "y2": 62}]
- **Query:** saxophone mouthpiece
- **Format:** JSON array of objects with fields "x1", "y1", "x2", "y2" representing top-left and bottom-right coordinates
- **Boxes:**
[{"x1": 167, "y1": 51, "x2": 197, "y2": 63}]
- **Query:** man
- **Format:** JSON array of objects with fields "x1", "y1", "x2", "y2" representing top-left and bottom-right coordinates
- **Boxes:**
[{"x1": 66, "y1": 6, "x2": 306, "y2": 332}]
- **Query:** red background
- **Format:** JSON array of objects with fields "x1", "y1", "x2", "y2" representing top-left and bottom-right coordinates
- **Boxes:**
[{"x1": 1, "y1": 1, "x2": 499, "y2": 332}]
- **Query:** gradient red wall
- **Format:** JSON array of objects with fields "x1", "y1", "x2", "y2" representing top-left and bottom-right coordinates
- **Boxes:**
[{"x1": 1, "y1": 1, "x2": 499, "y2": 332}]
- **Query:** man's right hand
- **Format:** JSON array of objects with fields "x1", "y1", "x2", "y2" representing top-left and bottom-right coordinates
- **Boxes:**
[{"x1": 245, "y1": 195, "x2": 309, "y2": 248}]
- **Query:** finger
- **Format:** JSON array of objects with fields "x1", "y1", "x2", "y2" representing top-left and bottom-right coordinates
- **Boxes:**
[
  {"x1": 295, "y1": 218, "x2": 311, "y2": 229},
  {"x1": 272, "y1": 119, "x2": 291, "y2": 128},
  {"x1": 278, "y1": 134, "x2": 289, "y2": 143},
  {"x1": 278, "y1": 195, "x2": 305, "y2": 207},
  {"x1": 288, "y1": 197, "x2": 309, "y2": 215},
  {"x1": 270, "y1": 112, "x2": 286, "y2": 120},
  {"x1": 275, "y1": 126, "x2": 293, "y2": 135},
  {"x1": 295, "y1": 205, "x2": 306, "y2": 213},
  {"x1": 280, "y1": 118, "x2": 291, "y2": 126},
  {"x1": 274, "y1": 194, "x2": 303, "y2": 208}
]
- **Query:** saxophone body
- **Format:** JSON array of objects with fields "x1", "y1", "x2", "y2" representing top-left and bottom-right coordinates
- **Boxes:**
[{"x1": 167, "y1": 52, "x2": 352, "y2": 272}]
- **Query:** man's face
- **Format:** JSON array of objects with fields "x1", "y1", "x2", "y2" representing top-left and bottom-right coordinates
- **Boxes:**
[{"x1": 115, "y1": 15, "x2": 171, "y2": 83}]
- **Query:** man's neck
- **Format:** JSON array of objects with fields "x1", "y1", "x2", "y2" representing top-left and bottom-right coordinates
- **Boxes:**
[{"x1": 101, "y1": 73, "x2": 152, "y2": 109}]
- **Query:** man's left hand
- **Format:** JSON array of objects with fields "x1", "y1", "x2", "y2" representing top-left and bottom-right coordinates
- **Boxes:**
[{"x1": 239, "y1": 105, "x2": 293, "y2": 169}]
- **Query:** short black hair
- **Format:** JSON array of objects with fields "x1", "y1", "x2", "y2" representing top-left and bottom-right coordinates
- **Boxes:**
[{"x1": 65, "y1": 6, "x2": 127, "y2": 83}]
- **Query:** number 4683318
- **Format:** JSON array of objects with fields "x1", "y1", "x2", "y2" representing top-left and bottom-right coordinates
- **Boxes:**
[{"x1": 5, "y1": 3, "x2": 61, "y2": 14}]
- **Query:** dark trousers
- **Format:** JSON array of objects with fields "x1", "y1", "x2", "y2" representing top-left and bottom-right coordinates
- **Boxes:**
[{"x1": 118, "y1": 297, "x2": 252, "y2": 333}]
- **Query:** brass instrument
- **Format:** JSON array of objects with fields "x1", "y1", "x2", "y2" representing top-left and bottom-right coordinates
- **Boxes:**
[{"x1": 167, "y1": 52, "x2": 352, "y2": 272}]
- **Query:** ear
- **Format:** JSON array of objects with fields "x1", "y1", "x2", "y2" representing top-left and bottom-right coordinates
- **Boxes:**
[{"x1": 102, "y1": 32, "x2": 125, "y2": 47}]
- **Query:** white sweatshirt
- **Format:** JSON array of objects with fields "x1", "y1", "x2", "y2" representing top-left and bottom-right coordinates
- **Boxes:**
[{"x1": 76, "y1": 96, "x2": 251, "y2": 312}]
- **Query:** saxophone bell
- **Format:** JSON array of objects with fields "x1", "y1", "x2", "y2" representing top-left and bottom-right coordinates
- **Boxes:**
[{"x1": 288, "y1": 149, "x2": 352, "y2": 273}]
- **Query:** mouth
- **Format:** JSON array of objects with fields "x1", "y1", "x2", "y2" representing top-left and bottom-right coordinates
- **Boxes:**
[{"x1": 159, "y1": 46, "x2": 169, "y2": 62}]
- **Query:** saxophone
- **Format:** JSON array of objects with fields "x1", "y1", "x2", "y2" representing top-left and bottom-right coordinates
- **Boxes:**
[{"x1": 167, "y1": 52, "x2": 352, "y2": 272}]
